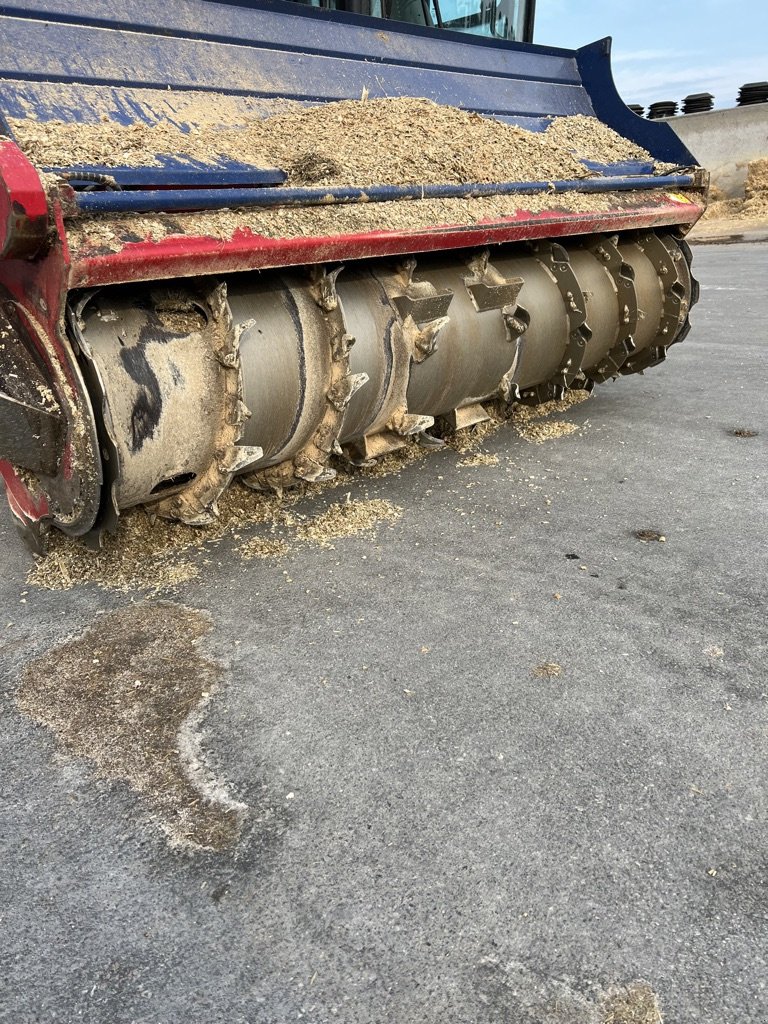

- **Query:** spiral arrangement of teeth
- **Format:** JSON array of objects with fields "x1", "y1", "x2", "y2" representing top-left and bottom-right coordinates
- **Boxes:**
[{"x1": 67, "y1": 230, "x2": 697, "y2": 534}]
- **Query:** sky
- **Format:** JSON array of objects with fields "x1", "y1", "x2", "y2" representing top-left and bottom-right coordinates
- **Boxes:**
[{"x1": 533, "y1": 0, "x2": 768, "y2": 111}]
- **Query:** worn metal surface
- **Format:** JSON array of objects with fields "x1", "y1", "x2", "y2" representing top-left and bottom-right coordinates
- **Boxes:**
[
  {"x1": 0, "y1": 197, "x2": 102, "y2": 544},
  {"x1": 68, "y1": 195, "x2": 705, "y2": 290},
  {"x1": 0, "y1": 141, "x2": 50, "y2": 260},
  {"x1": 0, "y1": 1, "x2": 594, "y2": 126},
  {"x1": 0, "y1": 322, "x2": 64, "y2": 475},
  {"x1": 70, "y1": 176, "x2": 699, "y2": 217},
  {"x1": 70, "y1": 283, "x2": 263, "y2": 523},
  {"x1": 67, "y1": 232, "x2": 695, "y2": 523}
]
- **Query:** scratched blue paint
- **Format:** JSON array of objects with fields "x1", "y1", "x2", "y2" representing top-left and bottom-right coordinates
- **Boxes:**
[
  {"x1": 581, "y1": 160, "x2": 657, "y2": 176},
  {"x1": 44, "y1": 162, "x2": 287, "y2": 189},
  {"x1": 75, "y1": 174, "x2": 697, "y2": 215}
]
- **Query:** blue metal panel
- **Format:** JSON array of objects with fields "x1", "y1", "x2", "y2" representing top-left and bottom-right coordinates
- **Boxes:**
[
  {"x1": 0, "y1": 82, "x2": 295, "y2": 128},
  {"x1": 0, "y1": 0, "x2": 577, "y2": 81},
  {"x1": 576, "y1": 39, "x2": 696, "y2": 166},
  {"x1": 0, "y1": 24, "x2": 590, "y2": 120},
  {"x1": 0, "y1": 0, "x2": 699, "y2": 186},
  {"x1": 581, "y1": 159, "x2": 656, "y2": 176},
  {"x1": 45, "y1": 162, "x2": 287, "y2": 189},
  {"x1": 74, "y1": 174, "x2": 697, "y2": 216}
]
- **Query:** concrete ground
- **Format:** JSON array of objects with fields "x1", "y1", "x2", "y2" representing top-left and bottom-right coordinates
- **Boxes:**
[
  {"x1": 1, "y1": 242, "x2": 766, "y2": 1024},
  {"x1": 689, "y1": 219, "x2": 768, "y2": 245}
]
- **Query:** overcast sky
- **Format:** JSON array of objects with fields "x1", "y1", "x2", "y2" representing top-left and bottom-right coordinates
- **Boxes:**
[{"x1": 533, "y1": 0, "x2": 767, "y2": 111}]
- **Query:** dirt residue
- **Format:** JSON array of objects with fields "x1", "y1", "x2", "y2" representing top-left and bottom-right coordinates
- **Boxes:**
[
  {"x1": 295, "y1": 497, "x2": 401, "y2": 546},
  {"x1": 511, "y1": 390, "x2": 589, "y2": 442},
  {"x1": 16, "y1": 603, "x2": 245, "y2": 851},
  {"x1": 12, "y1": 98, "x2": 607, "y2": 186},
  {"x1": 27, "y1": 391, "x2": 592, "y2": 593},
  {"x1": 634, "y1": 529, "x2": 666, "y2": 543},
  {"x1": 459, "y1": 452, "x2": 500, "y2": 467},
  {"x1": 443, "y1": 414, "x2": 504, "y2": 454},
  {"x1": 516, "y1": 418, "x2": 579, "y2": 443},
  {"x1": 67, "y1": 187, "x2": 631, "y2": 253},
  {"x1": 532, "y1": 661, "x2": 562, "y2": 678},
  {"x1": 27, "y1": 467, "x2": 404, "y2": 592},
  {"x1": 600, "y1": 981, "x2": 663, "y2": 1024},
  {"x1": 730, "y1": 427, "x2": 759, "y2": 438},
  {"x1": 27, "y1": 486, "x2": 298, "y2": 593},
  {"x1": 699, "y1": 158, "x2": 768, "y2": 229},
  {"x1": 239, "y1": 536, "x2": 291, "y2": 560},
  {"x1": 543, "y1": 114, "x2": 652, "y2": 165},
  {"x1": 476, "y1": 959, "x2": 662, "y2": 1023}
]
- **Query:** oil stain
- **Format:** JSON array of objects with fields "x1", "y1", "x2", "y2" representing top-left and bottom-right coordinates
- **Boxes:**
[{"x1": 16, "y1": 602, "x2": 246, "y2": 851}]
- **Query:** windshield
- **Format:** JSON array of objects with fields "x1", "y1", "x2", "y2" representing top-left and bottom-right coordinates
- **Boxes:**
[
  {"x1": 434, "y1": 0, "x2": 528, "y2": 40},
  {"x1": 286, "y1": 0, "x2": 533, "y2": 42}
]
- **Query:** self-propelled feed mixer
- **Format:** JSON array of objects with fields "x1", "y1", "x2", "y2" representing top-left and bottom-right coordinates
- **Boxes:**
[{"x1": 0, "y1": 0, "x2": 706, "y2": 549}]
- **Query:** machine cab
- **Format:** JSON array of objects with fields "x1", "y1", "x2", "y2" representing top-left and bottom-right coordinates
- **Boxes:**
[{"x1": 284, "y1": 0, "x2": 536, "y2": 42}]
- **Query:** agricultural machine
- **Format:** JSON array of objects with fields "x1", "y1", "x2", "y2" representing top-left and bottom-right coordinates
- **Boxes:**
[{"x1": 0, "y1": 0, "x2": 706, "y2": 549}]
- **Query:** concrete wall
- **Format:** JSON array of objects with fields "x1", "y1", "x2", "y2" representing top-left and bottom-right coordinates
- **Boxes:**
[{"x1": 666, "y1": 105, "x2": 768, "y2": 196}]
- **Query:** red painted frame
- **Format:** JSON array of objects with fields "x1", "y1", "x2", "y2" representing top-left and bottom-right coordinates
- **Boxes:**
[{"x1": 69, "y1": 194, "x2": 704, "y2": 289}]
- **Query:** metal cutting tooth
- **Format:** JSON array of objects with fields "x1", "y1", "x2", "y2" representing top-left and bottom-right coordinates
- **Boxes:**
[
  {"x1": 389, "y1": 410, "x2": 434, "y2": 436},
  {"x1": 312, "y1": 265, "x2": 345, "y2": 311},
  {"x1": 411, "y1": 316, "x2": 450, "y2": 361},
  {"x1": 218, "y1": 445, "x2": 264, "y2": 475},
  {"x1": 578, "y1": 234, "x2": 639, "y2": 383}
]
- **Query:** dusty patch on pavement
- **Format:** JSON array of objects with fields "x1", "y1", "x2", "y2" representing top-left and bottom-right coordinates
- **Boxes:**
[
  {"x1": 444, "y1": 415, "x2": 504, "y2": 453},
  {"x1": 445, "y1": 388, "x2": 591, "y2": 453},
  {"x1": 458, "y1": 452, "x2": 500, "y2": 467},
  {"x1": 26, "y1": 487, "x2": 298, "y2": 593},
  {"x1": 474, "y1": 959, "x2": 663, "y2": 1023},
  {"x1": 516, "y1": 418, "x2": 579, "y2": 443},
  {"x1": 26, "y1": 389, "x2": 590, "y2": 593},
  {"x1": 16, "y1": 603, "x2": 245, "y2": 851},
  {"x1": 239, "y1": 536, "x2": 291, "y2": 560},
  {"x1": 295, "y1": 497, "x2": 401, "y2": 546},
  {"x1": 24, "y1": 449, "x2": 420, "y2": 592},
  {"x1": 600, "y1": 981, "x2": 663, "y2": 1023},
  {"x1": 511, "y1": 390, "x2": 589, "y2": 442},
  {"x1": 533, "y1": 661, "x2": 563, "y2": 678}
]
